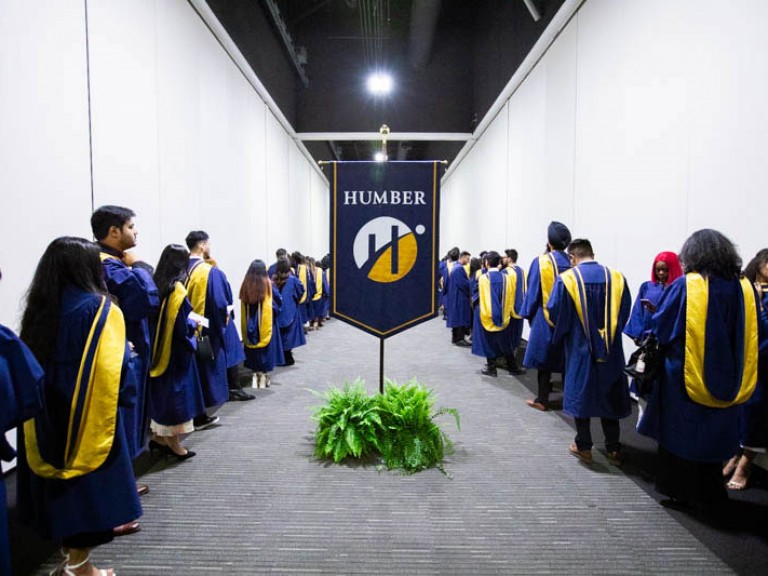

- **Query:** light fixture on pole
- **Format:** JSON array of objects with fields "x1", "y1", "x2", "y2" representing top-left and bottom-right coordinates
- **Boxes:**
[{"x1": 375, "y1": 124, "x2": 390, "y2": 161}]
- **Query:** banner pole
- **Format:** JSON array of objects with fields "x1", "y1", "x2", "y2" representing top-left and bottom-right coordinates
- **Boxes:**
[{"x1": 379, "y1": 338, "x2": 385, "y2": 395}]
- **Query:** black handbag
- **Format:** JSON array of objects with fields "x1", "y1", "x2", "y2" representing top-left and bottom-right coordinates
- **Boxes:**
[
  {"x1": 623, "y1": 334, "x2": 662, "y2": 396},
  {"x1": 196, "y1": 333, "x2": 215, "y2": 362}
]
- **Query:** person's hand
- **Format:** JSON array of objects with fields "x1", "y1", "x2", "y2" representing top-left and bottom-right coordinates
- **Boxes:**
[
  {"x1": 123, "y1": 250, "x2": 139, "y2": 267},
  {"x1": 642, "y1": 299, "x2": 657, "y2": 313},
  {"x1": 755, "y1": 282, "x2": 764, "y2": 300}
]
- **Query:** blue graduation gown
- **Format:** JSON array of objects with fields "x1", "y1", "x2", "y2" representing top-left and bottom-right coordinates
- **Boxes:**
[
  {"x1": 321, "y1": 269, "x2": 331, "y2": 319},
  {"x1": 548, "y1": 261, "x2": 632, "y2": 419},
  {"x1": 277, "y1": 276, "x2": 307, "y2": 352},
  {"x1": 738, "y1": 286, "x2": 768, "y2": 448},
  {"x1": 222, "y1": 278, "x2": 246, "y2": 369},
  {"x1": 16, "y1": 288, "x2": 142, "y2": 540},
  {"x1": 624, "y1": 280, "x2": 665, "y2": 341},
  {"x1": 149, "y1": 298, "x2": 205, "y2": 427},
  {"x1": 522, "y1": 251, "x2": 571, "y2": 371},
  {"x1": 188, "y1": 258, "x2": 230, "y2": 408},
  {"x1": 100, "y1": 248, "x2": 160, "y2": 459},
  {"x1": 1, "y1": 325, "x2": 44, "y2": 575},
  {"x1": 638, "y1": 276, "x2": 762, "y2": 462},
  {"x1": 243, "y1": 288, "x2": 285, "y2": 373},
  {"x1": 446, "y1": 264, "x2": 471, "y2": 329},
  {"x1": 471, "y1": 270, "x2": 514, "y2": 359},
  {"x1": 503, "y1": 265, "x2": 526, "y2": 348}
]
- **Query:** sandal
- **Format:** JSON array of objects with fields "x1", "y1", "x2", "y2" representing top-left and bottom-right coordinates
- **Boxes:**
[
  {"x1": 63, "y1": 553, "x2": 116, "y2": 576},
  {"x1": 49, "y1": 550, "x2": 69, "y2": 576}
]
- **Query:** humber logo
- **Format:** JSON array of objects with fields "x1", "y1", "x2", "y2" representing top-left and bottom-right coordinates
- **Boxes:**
[{"x1": 353, "y1": 216, "x2": 426, "y2": 283}]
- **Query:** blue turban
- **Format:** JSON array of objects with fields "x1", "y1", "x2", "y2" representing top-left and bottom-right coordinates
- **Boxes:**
[{"x1": 547, "y1": 221, "x2": 571, "y2": 250}]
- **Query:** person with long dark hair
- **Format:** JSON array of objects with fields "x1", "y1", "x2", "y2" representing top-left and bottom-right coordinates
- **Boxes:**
[
  {"x1": 148, "y1": 244, "x2": 205, "y2": 461},
  {"x1": 0, "y1": 266, "x2": 44, "y2": 576},
  {"x1": 638, "y1": 229, "x2": 762, "y2": 509},
  {"x1": 272, "y1": 257, "x2": 306, "y2": 366},
  {"x1": 240, "y1": 259, "x2": 284, "y2": 388},
  {"x1": 17, "y1": 237, "x2": 141, "y2": 576},
  {"x1": 722, "y1": 248, "x2": 768, "y2": 489}
]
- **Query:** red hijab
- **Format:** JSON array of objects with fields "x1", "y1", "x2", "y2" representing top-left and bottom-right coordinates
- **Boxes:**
[{"x1": 652, "y1": 251, "x2": 683, "y2": 285}]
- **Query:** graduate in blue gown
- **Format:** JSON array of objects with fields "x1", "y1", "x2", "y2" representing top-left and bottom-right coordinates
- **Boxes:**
[
  {"x1": 273, "y1": 258, "x2": 306, "y2": 366},
  {"x1": 522, "y1": 221, "x2": 572, "y2": 411},
  {"x1": 148, "y1": 244, "x2": 204, "y2": 460},
  {"x1": 308, "y1": 257, "x2": 326, "y2": 330},
  {"x1": 92, "y1": 205, "x2": 160, "y2": 462},
  {"x1": 547, "y1": 239, "x2": 632, "y2": 464},
  {"x1": 471, "y1": 252, "x2": 517, "y2": 377},
  {"x1": 0, "y1": 268, "x2": 45, "y2": 576},
  {"x1": 439, "y1": 247, "x2": 460, "y2": 319},
  {"x1": 447, "y1": 251, "x2": 472, "y2": 345},
  {"x1": 638, "y1": 230, "x2": 764, "y2": 507},
  {"x1": 240, "y1": 260, "x2": 285, "y2": 388},
  {"x1": 292, "y1": 252, "x2": 314, "y2": 329},
  {"x1": 268, "y1": 248, "x2": 288, "y2": 279},
  {"x1": 502, "y1": 249, "x2": 527, "y2": 374},
  {"x1": 18, "y1": 237, "x2": 140, "y2": 576},
  {"x1": 723, "y1": 249, "x2": 768, "y2": 490},
  {"x1": 185, "y1": 231, "x2": 231, "y2": 425},
  {"x1": 624, "y1": 251, "x2": 682, "y2": 400}
]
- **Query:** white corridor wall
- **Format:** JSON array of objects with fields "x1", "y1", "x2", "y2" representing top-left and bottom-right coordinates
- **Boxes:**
[
  {"x1": 442, "y1": 0, "x2": 768, "y2": 296},
  {"x1": 0, "y1": 0, "x2": 328, "y2": 470}
]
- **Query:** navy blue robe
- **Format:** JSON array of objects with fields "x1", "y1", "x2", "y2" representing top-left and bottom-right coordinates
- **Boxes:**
[
  {"x1": 277, "y1": 276, "x2": 306, "y2": 352},
  {"x1": 1, "y1": 325, "x2": 44, "y2": 574},
  {"x1": 188, "y1": 258, "x2": 230, "y2": 408},
  {"x1": 503, "y1": 265, "x2": 526, "y2": 349},
  {"x1": 738, "y1": 284, "x2": 768, "y2": 449},
  {"x1": 638, "y1": 276, "x2": 762, "y2": 462},
  {"x1": 149, "y1": 297, "x2": 205, "y2": 427},
  {"x1": 243, "y1": 288, "x2": 285, "y2": 373},
  {"x1": 17, "y1": 288, "x2": 142, "y2": 541},
  {"x1": 99, "y1": 247, "x2": 159, "y2": 459},
  {"x1": 522, "y1": 251, "x2": 571, "y2": 371},
  {"x1": 446, "y1": 263, "x2": 471, "y2": 329},
  {"x1": 471, "y1": 270, "x2": 514, "y2": 359},
  {"x1": 548, "y1": 261, "x2": 632, "y2": 419},
  {"x1": 624, "y1": 280, "x2": 665, "y2": 342}
]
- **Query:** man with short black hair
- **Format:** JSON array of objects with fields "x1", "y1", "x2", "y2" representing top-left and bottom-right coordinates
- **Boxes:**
[
  {"x1": 268, "y1": 248, "x2": 288, "y2": 278},
  {"x1": 502, "y1": 248, "x2": 526, "y2": 375},
  {"x1": 92, "y1": 204, "x2": 159, "y2": 536},
  {"x1": 447, "y1": 251, "x2": 472, "y2": 346},
  {"x1": 548, "y1": 238, "x2": 632, "y2": 465}
]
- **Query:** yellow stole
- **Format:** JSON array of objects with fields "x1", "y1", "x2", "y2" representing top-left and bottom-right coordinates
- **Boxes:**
[
  {"x1": 99, "y1": 252, "x2": 118, "y2": 263},
  {"x1": 242, "y1": 290, "x2": 273, "y2": 349},
  {"x1": 560, "y1": 265, "x2": 625, "y2": 359},
  {"x1": 297, "y1": 264, "x2": 309, "y2": 304},
  {"x1": 149, "y1": 282, "x2": 188, "y2": 378},
  {"x1": 479, "y1": 271, "x2": 513, "y2": 332},
  {"x1": 684, "y1": 274, "x2": 757, "y2": 407},
  {"x1": 24, "y1": 297, "x2": 124, "y2": 479},
  {"x1": 312, "y1": 269, "x2": 323, "y2": 301},
  {"x1": 505, "y1": 265, "x2": 526, "y2": 320},
  {"x1": 539, "y1": 254, "x2": 560, "y2": 327},
  {"x1": 186, "y1": 259, "x2": 211, "y2": 316}
]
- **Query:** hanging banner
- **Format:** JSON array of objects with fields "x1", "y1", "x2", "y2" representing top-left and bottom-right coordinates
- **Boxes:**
[{"x1": 330, "y1": 161, "x2": 442, "y2": 338}]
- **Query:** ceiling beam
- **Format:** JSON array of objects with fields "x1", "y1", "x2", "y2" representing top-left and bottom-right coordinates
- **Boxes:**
[{"x1": 296, "y1": 132, "x2": 473, "y2": 141}]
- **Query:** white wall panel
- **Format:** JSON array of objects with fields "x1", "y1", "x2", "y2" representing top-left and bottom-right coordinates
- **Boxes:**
[
  {"x1": 289, "y1": 142, "x2": 312, "y2": 254},
  {"x1": 265, "y1": 110, "x2": 292, "y2": 253},
  {"x1": 88, "y1": 0, "x2": 162, "y2": 261},
  {"x1": 309, "y1": 165, "x2": 329, "y2": 256},
  {"x1": 0, "y1": 0, "x2": 92, "y2": 328}
]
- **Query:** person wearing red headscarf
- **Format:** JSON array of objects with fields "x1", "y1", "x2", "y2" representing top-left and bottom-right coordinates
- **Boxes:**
[
  {"x1": 625, "y1": 252, "x2": 683, "y2": 344},
  {"x1": 624, "y1": 252, "x2": 683, "y2": 401}
]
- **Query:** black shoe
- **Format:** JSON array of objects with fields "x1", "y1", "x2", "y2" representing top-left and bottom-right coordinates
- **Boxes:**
[
  {"x1": 229, "y1": 389, "x2": 255, "y2": 401},
  {"x1": 193, "y1": 414, "x2": 220, "y2": 431},
  {"x1": 481, "y1": 365, "x2": 498, "y2": 377},
  {"x1": 454, "y1": 339, "x2": 471, "y2": 348},
  {"x1": 509, "y1": 368, "x2": 527, "y2": 376}
]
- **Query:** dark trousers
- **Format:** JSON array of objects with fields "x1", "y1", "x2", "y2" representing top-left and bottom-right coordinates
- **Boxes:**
[
  {"x1": 227, "y1": 365, "x2": 242, "y2": 390},
  {"x1": 575, "y1": 417, "x2": 621, "y2": 452},
  {"x1": 451, "y1": 327, "x2": 467, "y2": 343},
  {"x1": 536, "y1": 370, "x2": 552, "y2": 403}
]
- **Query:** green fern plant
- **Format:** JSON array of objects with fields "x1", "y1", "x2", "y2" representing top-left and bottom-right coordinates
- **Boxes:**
[
  {"x1": 377, "y1": 379, "x2": 460, "y2": 474},
  {"x1": 310, "y1": 378, "x2": 383, "y2": 463}
]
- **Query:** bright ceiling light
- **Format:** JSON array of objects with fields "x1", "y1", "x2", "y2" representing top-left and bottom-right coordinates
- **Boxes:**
[
  {"x1": 367, "y1": 72, "x2": 393, "y2": 95},
  {"x1": 374, "y1": 151, "x2": 388, "y2": 162}
]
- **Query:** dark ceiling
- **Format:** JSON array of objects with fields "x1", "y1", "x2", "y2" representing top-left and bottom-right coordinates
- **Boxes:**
[{"x1": 205, "y1": 0, "x2": 566, "y2": 164}]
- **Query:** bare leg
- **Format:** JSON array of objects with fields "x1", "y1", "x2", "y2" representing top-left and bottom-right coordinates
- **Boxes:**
[{"x1": 727, "y1": 449, "x2": 756, "y2": 490}]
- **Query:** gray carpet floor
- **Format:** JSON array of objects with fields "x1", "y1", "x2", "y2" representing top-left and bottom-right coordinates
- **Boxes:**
[{"x1": 34, "y1": 317, "x2": 734, "y2": 575}]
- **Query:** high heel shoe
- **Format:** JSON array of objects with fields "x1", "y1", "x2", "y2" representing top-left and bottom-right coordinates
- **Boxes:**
[
  {"x1": 148, "y1": 440, "x2": 165, "y2": 457},
  {"x1": 162, "y1": 445, "x2": 196, "y2": 461}
]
